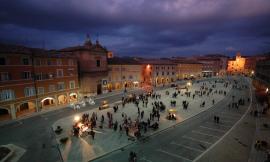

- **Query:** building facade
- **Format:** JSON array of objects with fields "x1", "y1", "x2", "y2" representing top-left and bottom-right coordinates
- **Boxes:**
[
  {"x1": 253, "y1": 58, "x2": 270, "y2": 106},
  {"x1": 191, "y1": 54, "x2": 228, "y2": 76},
  {"x1": 107, "y1": 58, "x2": 143, "y2": 91},
  {"x1": 0, "y1": 44, "x2": 79, "y2": 121},
  {"x1": 227, "y1": 52, "x2": 246, "y2": 74},
  {"x1": 60, "y1": 37, "x2": 109, "y2": 96},
  {"x1": 142, "y1": 60, "x2": 177, "y2": 87},
  {"x1": 176, "y1": 61, "x2": 202, "y2": 79}
]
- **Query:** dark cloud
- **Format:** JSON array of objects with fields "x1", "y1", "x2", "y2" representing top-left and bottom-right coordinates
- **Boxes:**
[{"x1": 0, "y1": 0, "x2": 270, "y2": 56}]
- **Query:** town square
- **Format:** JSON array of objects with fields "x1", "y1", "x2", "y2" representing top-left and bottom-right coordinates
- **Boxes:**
[{"x1": 0, "y1": 0, "x2": 270, "y2": 162}]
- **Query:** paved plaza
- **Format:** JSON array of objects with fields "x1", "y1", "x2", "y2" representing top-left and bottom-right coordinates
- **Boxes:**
[
  {"x1": 92, "y1": 76, "x2": 254, "y2": 162},
  {"x1": 53, "y1": 78, "x2": 233, "y2": 162}
]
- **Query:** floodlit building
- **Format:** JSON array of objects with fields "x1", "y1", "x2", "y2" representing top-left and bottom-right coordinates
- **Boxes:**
[
  {"x1": 227, "y1": 52, "x2": 246, "y2": 74},
  {"x1": 107, "y1": 57, "x2": 143, "y2": 91},
  {"x1": 0, "y1": 44, "x2": 79, "y2": 121}
]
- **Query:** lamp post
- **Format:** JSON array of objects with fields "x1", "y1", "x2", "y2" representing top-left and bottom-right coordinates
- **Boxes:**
[
  {"x1": 187, "y1": 81, "x2": 192, "y2": 87},
  {"x1": 74, "y1": 115, "x2": 80, "y2": 122}
]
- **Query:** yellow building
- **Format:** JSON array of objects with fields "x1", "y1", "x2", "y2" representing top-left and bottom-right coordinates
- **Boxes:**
[
  {"x1": 177, "y1": 61, "x2": 202, "y2": 79},
  {"x1": 227, "y1": 52, "x2": 246, "y2": 74},
  {"x1": 107, "y1": 58, "x2": 143, "y2": 91}
]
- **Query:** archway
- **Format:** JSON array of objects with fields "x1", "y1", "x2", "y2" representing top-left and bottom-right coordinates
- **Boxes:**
[
  {"x1": 16, "y1": 102, "x2": 36, "y2": 117},
  {"x1": 0, "y1": 108, "x2": 11, "y2": 121},
  {"x1": 107, "y1": 83, "x2": 112, "y2": 92},
  {"x1": 69, "y1": 93, "x2": 78, "y2": 102},
  {"x1": 58, "y1": 95, "x2": 67, "y2": 105},
  {"x1": 115, "y1": 82, "x2": 121, "y2": 90},
  {"x1": 41, "y1": 97, "x2": 55, "y2": 108}
]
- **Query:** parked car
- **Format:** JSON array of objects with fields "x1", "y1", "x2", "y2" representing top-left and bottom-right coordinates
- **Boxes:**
[{"x1": 99, "y1": 100, "x2": 110, "y2": 110}]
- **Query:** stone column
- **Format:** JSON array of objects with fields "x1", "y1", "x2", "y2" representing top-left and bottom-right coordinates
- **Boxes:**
[
  {"x1": 10, "y1": 104, "x2": 16, "y2": 120},
  {"x1": 66, "y1": 92, "x2": 70, "y2": 104},
  {"x1": 35, "y1": 98, "x2": 40, "y2": 112},
  {"x1": 54, "y1": 95, "x2": 58, "y2": 106}
]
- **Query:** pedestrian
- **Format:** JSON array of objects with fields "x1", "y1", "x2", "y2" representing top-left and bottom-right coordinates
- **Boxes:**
[
  {"x1": 141, "y1": 111, "x2": 144, "y2": 119},
  {"x1": 157, "y1": 113, "x2": 160, "y2": 121},
  {"x1": 90, "y1": 130, "x2": 95, "y2": 140},
  {"x1": 217, "y1": 116, "x2": 220, "y2": 123},
  {"x1": 125, "y1": 127, "x2": 129, "y2": 136}
]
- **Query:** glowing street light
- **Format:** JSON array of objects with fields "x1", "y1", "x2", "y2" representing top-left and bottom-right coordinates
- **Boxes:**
[
  {"x1": 187, "y1": 81, "x2": 192, "y2": 86},
  {"x1": 266, "y1": 88, "x2": 269, "y2": 93},
  {"x1": 74, "y1": 115, "x2": 80, "y2": 122},
  {"x1": 251, "y1": 70, "x2": 254, "y2": 75},
  {"x1": 146, "y1": 64, "x2": 151, "y2": 69}
]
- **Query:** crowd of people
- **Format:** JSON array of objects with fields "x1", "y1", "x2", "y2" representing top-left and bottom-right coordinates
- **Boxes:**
[{"x1": 70, "y1": 78, "x2": 232, "y2": 143}]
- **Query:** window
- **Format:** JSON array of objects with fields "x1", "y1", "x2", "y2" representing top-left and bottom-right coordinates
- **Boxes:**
[
  {"x1": 35, "y1": 59, "x2": 42, "y2": 66},
  {"x1": 68, "y1": 68, "x2": 74, "y2": 76},
  {"x1": 96, "y1": 60, "x2": 101, "y2": 67},
  {"x1": 1, "y1": 72, "x2": 10, "y2": 81},
  {"x1": 56, "y1": 59, "x2": 62, "y2": 65},
  {"x1": 69, "y1": 81, "x2": 75, "y2": 89},
  {"x1": 172, "y1": 72, "x2": 175, "y2": 75},
  {"x1": 162, "y1": 72, "x2": 164, "y2": 75},
  {"x1": 122, "y1": 76, "x2": 126, "y2": 79},
  {"x1": 47, "y1": 59, "x2": 52, "y2": 65},
  {"x1": 37, "y1": 87, "x2": 44, "y2": 95},
  {"x1": 22, "y1": 57, "x2": 30, "y2": 65},
  {"x1": 0, "y1": 90, "x2": 15, "y2": 101},
  {"x1": 24, "y1": 87, "x2": 36, "y2": 97},
  {"x1": 35, "y1": 73, "x2": 42, "y2": 80},
  {"x1": 22, "y1": 71, "x2": 31, "y2": 79},
  {"x1": 156, "y1": 72, "x2": 159, "y2": 76},
  {"x1": 57, "y1": 82, "x2": 65, "y2": 91},
  {"x1": 129, "y1": 75, "x2": 133, "y2": 79},
  {"x1": 56, "y1": 69, "x2": 63, "y2": 77},
  {"x1": 48, "y1": 73, "x2": 54, "y2": 79},
  {"x1": 0, "y1": 57, "x2": 6, "y2": 65},
  {"x1": 68, "y1": 59, "x2": 74, "y2": 66},
  {"x1": 49, "y1": 85, "x2": 55, "y2": 92},
  {"x1": 167, "y1": 72, "x2": 169, "y2": 75}
]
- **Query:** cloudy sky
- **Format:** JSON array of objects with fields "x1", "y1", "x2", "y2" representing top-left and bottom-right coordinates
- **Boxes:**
[{"x1": 0, "y1": 0, "x2": 270, "y2": 57}]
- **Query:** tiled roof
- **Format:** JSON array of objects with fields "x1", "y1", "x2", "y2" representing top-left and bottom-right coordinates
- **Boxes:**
[
  {"x1": 0, "y1": 43, "x2": 76, "y2": 58},
  {"x1": 108, "y1": 57, "x2": 141, "y2": 65}
]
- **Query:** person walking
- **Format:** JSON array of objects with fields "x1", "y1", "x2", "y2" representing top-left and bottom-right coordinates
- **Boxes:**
[{"x1": 157, "y1": 113, "x2": 160, "y2": 121}]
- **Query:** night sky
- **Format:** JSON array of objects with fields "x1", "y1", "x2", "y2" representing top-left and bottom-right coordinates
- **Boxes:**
[{"x1": 0, "y1": 0, "x2": 270, "y2": 57}]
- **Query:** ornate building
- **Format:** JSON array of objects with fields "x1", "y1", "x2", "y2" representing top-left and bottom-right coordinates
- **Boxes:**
[
  {"x1": 227, "y1": 52, "x2": 246, "y2": 74},
  {"x1": 60, "y1": 36, "x2": 109, "y2": 96}
]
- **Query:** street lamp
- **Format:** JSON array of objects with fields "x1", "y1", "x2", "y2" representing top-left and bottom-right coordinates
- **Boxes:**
[
  {"x1": 266, "y1": 88, "x2": 269, "y2": 93},
  {"x1": 187, "y1": 81, "x2": 192, "y2": 87},
  {"x1": 251, "y1": 70, "x2": 254, "y2": 76},
  {"x1": 74, "y1": 115, "x2": 80, "y2": 122}
]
